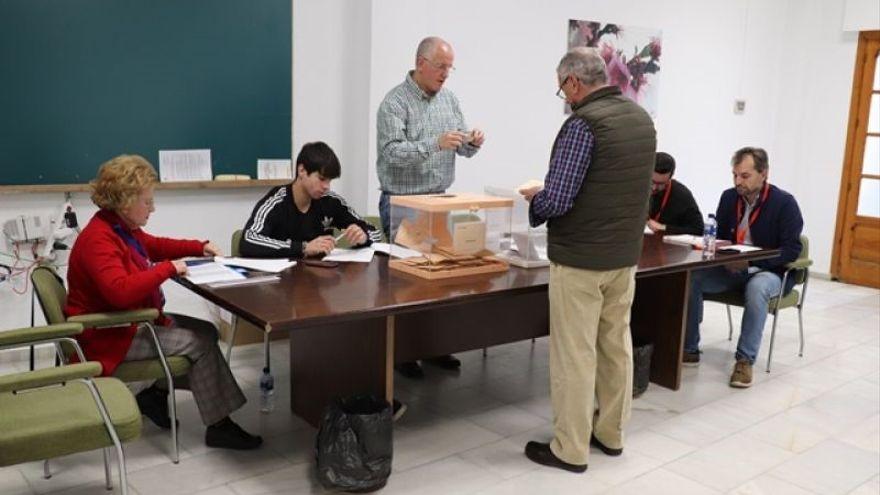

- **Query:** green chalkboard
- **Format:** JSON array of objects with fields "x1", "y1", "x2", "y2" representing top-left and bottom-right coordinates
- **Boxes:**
[{"x1": 0, "y1": 0, "x2": 291, "y2": 185}]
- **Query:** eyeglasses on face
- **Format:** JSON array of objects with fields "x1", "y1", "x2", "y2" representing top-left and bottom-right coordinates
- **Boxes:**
[
  {"x1": 420, "y1": 56, "x2": 455, "y2": 73},
  {"x1": 556, "y1": 76, "x2": 571, "y2": 99}
]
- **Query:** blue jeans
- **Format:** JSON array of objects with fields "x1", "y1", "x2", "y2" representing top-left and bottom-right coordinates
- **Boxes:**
[{"x1": 685, "y1": 266, "x2": 785, "y2": 364}]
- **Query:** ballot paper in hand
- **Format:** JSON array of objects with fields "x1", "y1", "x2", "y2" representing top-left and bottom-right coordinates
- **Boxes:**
[{"x1": 517, "y1": 179, "x2": 544, "y2": 194}]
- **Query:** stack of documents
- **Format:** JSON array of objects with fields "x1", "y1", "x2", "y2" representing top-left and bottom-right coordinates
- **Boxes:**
[
  {"x1": 662, "y1": 234, "x2": 704, "y2": 249},
  {"x1": 185, "y1": 262, "x2": 246, "y2": 285},
  {"x1": 215, "y1": 257, "x2": 297, "y2": 273}
]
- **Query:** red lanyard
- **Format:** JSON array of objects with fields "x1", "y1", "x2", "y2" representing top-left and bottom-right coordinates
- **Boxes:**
[
  {"x1": 651, "y1": 180, "x2": 674, "y2": 221},
  {"x1": 736, "y1": 182, "x2": 770, "y2": 244}
]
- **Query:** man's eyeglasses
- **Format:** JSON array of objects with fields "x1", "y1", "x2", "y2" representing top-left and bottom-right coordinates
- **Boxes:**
[
  {"x1": 420, "y1": 57, "x2": 455, "y2": 73},
  {"x1": 556, "y1": 76, "x2": 570, "y2": 99}
]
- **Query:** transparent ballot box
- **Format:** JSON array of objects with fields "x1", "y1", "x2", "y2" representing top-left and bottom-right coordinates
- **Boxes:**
[
  {"x1": 389, "y1": 193, "x2": 513, "y2": 279},
  {"x1": 484, "y1": 186, "x2": 550, "y2": 268}
]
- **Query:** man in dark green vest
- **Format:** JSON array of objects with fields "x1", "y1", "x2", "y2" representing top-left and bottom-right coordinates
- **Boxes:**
[{"x1": 521, "y1": 47, "x2": 656, "y2": 473}]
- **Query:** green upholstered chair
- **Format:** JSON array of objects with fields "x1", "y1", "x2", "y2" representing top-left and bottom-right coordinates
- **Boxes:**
[
  {"x1": 0, "y1": 323, "x2": 142, "y2": 494},
  {"x1": 704, "y1": 235, "x2": 812, "y2": 372},
  {"x1": 31, "y1": 266, "x2": 189, "y2": 463},
  {"x1": 224, "y1": 229, "x2": 263, "y2": 365}
]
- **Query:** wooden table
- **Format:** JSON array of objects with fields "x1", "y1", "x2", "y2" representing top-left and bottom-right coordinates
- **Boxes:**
[{"x1": 181, "y1": 235, "x2": 779, "y2": 426}]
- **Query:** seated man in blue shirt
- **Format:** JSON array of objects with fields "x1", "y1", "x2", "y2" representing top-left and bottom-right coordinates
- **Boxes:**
[{"x1": 684, "y1": 147, "x2": 803, "y2": 388}]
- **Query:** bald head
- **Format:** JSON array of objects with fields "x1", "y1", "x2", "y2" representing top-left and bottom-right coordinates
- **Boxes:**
[
  {"x1": 413, "y1": 36, "x2": 455, "y2": 95},
  {"x1": 416, "y1": 36, "x2": 452, "y2": 64}
]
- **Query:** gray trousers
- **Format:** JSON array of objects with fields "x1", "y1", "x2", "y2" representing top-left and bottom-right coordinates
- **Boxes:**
[{"x1": 123, "y1": 313, "x2": 247, "y2": 426}]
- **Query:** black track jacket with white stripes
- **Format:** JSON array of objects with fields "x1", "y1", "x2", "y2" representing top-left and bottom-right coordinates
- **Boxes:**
[{"x1": 239, "y1": 184, "x2": 381, "y2": 258}]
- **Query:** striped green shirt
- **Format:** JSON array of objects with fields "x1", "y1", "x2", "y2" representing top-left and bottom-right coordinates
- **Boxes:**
[{"x1": 376, "y1": 71, "x2": 480, "y2": 194}]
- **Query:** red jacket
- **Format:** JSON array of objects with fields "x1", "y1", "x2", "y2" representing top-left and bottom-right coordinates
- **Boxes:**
[{"x1": 65, "y1": 209, "x2": 205, "y2": 376}]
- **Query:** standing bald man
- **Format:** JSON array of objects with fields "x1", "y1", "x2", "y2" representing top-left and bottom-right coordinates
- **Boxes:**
[{"x1": 376, "y1": 36, "x2": 485, "y2": 379}]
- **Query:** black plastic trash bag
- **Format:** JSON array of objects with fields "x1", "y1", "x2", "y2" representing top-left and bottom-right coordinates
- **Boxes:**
[
  {"x1": 315, "y1": 395, "x2": 393, "y2": 493},
  {"x1": 632, "y1": 341, "x2": 654, "y2": 398}
]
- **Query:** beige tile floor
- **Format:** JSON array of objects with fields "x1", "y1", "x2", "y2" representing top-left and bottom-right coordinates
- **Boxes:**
[{"x1": 1, "y1": 277, "x2": 877, "y2": 494}]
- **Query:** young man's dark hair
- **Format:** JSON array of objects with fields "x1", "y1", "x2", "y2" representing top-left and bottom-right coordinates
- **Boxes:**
[
  {"x1": 655, "y1": 152, "x2": 676, "y2": 175},
  {"x1": 296, "y1": 141, "x2": 341, "y2": 179}
]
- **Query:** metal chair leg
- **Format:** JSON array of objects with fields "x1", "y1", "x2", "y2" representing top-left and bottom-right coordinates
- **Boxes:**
[
  {"x1": 766, "y1": 310, "x2": 780, "y2": 373},
  {"x1": 103, "y1": 448, "x2": 112, "y2": 490},
  {"x1": 226, "y1": 314, "x2": 239, "y2": 363},
  {"x1": 144, "y1": 323, "x2": 179, "y2": 463},
  {"x1": 43, "y1": 459, "x2": 51, "y2": 479},
  {"x1": 726, "y1": 305, "x2": 734, "y2": 341},
  {"x1": 797, "y1": 304, "x2": 805, "y2": 357}
]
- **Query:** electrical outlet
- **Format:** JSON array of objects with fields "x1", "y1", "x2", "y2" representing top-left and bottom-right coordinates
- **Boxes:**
[
  {"x1": 2, "y1": 216, "x2": 46, "y2": 243},
  {"x1": 734, "y1": 99, "x2": 746, "y2": 114}
]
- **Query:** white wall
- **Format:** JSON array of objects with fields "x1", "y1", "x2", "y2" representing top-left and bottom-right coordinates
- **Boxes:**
[
  {"x1": 362, "y1": 0, "x2": 859, "y2": 275},
  {"x1": 0, "y1": 0, "x2": 865, "y2": 331}
]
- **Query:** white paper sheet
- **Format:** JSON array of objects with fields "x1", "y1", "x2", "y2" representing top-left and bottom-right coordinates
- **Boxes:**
[
  {"x1": 159, "y1": 149, "x2": 212, "y2": 182},
  {"x1": 371, "y1": 242, "x2": 423, "y2": 259},
  {"x1": 185, "y1": 262, "x2": 245, "y2": 284},
  {"x1": 722, "y1": 244, "x2": 762, "y2": 253},
  {"x1": 662, "y1": 234, "x2": 703, "y2": 248},
  {"x1": 644, "y1": 225, "x2": 653, "y2": 235},
  {"x1": 323, "y1": 248, "x2": 375, "y2": 263},
  {"x1": 215, "y1": 256, "x2": 297, "y2": 273},
  {"x1": 257, "y1": 159, "x2": 293, "y2": 179}
]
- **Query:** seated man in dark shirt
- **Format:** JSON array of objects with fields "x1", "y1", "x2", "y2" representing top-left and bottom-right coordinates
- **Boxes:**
[
  {"x1": 684, "y1": 147, "x2": 803, "y2": 389},
  {"x1": 240, "y1": 141, "x2": 381, "y2": 258},
  {"x1": 646, "y1": 152, "x2": 704, "y2": 236}
]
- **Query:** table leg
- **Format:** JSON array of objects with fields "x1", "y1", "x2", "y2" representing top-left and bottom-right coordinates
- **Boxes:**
[
  {"x1": 289, "y1": 316, "x2": 389, "y2": 426},
  {"x1": 631, "y1": 271, "x2": 690, "y2": 389}
]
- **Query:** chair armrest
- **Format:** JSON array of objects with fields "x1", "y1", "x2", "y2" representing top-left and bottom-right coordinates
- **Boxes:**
[
  {"x1": 0, "y1": 362, "x2": 102, "y2": 393},
  {"x1": 68, "y1": 308, "x2": 160, "y2": 328},
  {"x1": 0, "y1": 323, "x2": 84, "y2": 347},
  {"x1": 786, "y1": 259, "x2": 813, "y2": 270}
]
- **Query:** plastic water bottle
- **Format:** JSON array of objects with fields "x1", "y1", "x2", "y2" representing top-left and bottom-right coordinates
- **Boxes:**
[
  {"x1": 702, "y1": 214, "x2": 717, "y2": 258},
  {"x1": 259, "y1": 367, "x2": 275, "y2": 413}
]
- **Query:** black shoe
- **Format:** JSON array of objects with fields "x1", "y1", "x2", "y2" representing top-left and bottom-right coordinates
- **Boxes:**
[
  {"x1": 395, "y1": 361, "x2": 425, "y2": 379},
  {"x1": 682, "y1": 350, "x2": 701, "y2": 367},
  {"x1": 135, "y1": 386, "x2": 176, "y2": 430},
  {"x1": 524, "y1": 441, "x2": 587, "y2": 473},
  {"x1": 205, "y1": 418, "x2": 263, "y2": 450},
  {"x1": 424, "y1": 354, "x2": 461, "y2": 370},
  {"x1": 590, "y1": 434, "x2": 623, "y2": 456},
  {"x1": 392, "y1": 399, "x2": 407, "y2": 421}
]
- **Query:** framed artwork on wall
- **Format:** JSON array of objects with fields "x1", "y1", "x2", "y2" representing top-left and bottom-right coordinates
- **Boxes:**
[{"x1": 568, "y1": 20, "x2": 662, "y2": 118}]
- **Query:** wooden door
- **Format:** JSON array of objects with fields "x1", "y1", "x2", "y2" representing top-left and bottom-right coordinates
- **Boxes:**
[{"x1": 833, "y1": 31, "x2": 880, "y2": 288}]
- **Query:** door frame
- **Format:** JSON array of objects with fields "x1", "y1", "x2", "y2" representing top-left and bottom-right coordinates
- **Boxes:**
[{"x1": 831, "y1": 30, "x2": 880, "y2": 285}]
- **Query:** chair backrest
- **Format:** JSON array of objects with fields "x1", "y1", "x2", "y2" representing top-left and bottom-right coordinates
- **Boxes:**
[
  {"x1": 793, "y1": 235, "x2": 810, "y2": 285},
  {"x1": 31, "y1": 266, "x2": 68, "y2": 325},
  {"x1": 231, "y1": 229, "x2": 243, "y2": 257}
]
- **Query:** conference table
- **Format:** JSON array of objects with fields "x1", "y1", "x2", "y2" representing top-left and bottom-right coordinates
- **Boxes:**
[{"x1": 181, "y1": 235, "x2": 779, "y2": 426}]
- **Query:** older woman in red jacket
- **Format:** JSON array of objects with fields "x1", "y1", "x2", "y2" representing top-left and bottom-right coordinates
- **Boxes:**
[{"x1": 66, "y1": 154, "x2": 261, "y2": 450}]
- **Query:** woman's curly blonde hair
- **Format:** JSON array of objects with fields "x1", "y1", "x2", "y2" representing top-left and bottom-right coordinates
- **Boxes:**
[{"x1": 90, "y1": 155, "x2": 158, "y2": 211}]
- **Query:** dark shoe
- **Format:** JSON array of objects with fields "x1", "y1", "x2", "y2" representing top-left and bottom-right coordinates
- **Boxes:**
[
  {"x1": 392, "y1": 399, "x2": 407, "y2": 421},
  {"x1": 395, "y1": 361, "x2": 425, "y2": 379},
  {"x1": 424, "y1": 354, "x2": 461, "y2": 370},
  {"x1": 682, "y1": 350, "x2": 701, "y2": 367},
  {"x1": 205, "y1": 418, "x2": 263, "y2": 450},
  {"x1": 135, "y1": 386, "x2": 176, "y2": 430},
  {"x1": 590, "y1": 434, "x2": 623, "y2": 456},
  {"x1": 524, "y1": 441, "x2": 587, "y2": 473}
]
